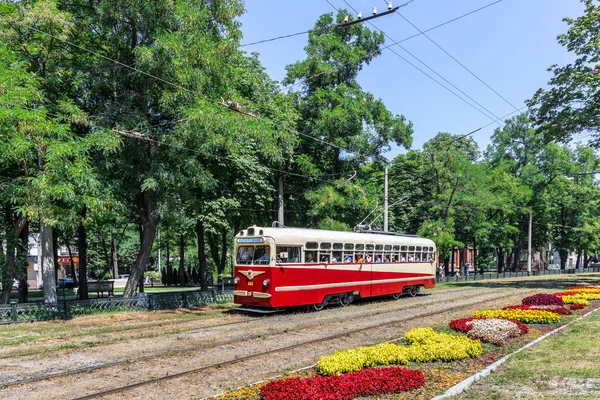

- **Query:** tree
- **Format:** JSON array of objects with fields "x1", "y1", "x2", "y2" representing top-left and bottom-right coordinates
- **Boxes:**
[{"x1": 528, "y1": 0, "x2": 600, "y2": 146}]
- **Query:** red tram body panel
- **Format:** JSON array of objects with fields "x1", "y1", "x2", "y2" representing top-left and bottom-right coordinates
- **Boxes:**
[{"x1": 233, "y1": 226, "x2": 436, "y2": 309}]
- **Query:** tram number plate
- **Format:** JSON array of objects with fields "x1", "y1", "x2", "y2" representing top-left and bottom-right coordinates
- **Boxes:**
[{"x1": 247, "y1": 281, "x2": 254, "y2": 286}]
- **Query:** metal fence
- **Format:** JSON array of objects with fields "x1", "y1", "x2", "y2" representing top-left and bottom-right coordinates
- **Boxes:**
[
  {"x1": 0, "y1": 289, "x2": 234, "y2": 324},
  {"x1": 436, "y1": 266, "x2": 600, "y2": 283}
]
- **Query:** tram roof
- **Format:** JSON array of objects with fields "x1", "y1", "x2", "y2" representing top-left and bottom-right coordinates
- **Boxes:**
[{"x1": 236, "y1": 226, "x2": 435, "y2": 247}]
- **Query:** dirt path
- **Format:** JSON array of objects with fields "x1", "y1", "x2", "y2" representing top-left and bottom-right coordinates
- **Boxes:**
[{"x1": 1, "y1": 286, "x2": 540, "y2": 400}]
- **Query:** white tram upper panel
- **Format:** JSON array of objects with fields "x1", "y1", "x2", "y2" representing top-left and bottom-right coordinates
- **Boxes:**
[{"x1": 236, "y1": 226, "x2": 435, "y2": 248}]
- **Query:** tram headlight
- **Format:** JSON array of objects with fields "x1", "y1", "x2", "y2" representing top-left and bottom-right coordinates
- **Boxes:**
[
  {"x1": 262, "y1": 279, "x2": 269, "y2": 288},
  {"x1": 234, "y1": 277, "x2": 239, "y2": 285}
]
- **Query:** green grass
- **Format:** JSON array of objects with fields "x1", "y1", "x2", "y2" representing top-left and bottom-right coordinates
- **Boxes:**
[{"x1": 455, "y1": 308, "x2": 600, "y2": 399}]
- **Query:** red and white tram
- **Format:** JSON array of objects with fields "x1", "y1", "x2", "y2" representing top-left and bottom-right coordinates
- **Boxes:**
[{"x1": 233, "y1": 226, "x2": 436, "y2": 311}]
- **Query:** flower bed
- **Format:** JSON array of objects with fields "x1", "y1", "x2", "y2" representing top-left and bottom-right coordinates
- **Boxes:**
[
  {"x1": 317, "y1": 328, "x2": 482, "y2": 376},
  {"x1": 559, "y1": 295, "x2": 591, "y2": 306},
  {"x1": 522, "y1": 293, "x2": 564, "y2": 306},
  {"x1": 465, "y1": 318, "x2": 522, "y2": 346},
  {"x1": 569, "y1": 303, "x2": 585, "y2": 310},
  {"x1": 503, "y1": 305, "x2": 572, "y2": 315},
  {"x1": 449, "y1": 317, "x2": 528, "y2": 335},
  {"x1": 260, "y1": 366, "x2": 425, "y2": 400},
  {"x1": 473, "y1": 309, "x2": 562, "y2": 324}
]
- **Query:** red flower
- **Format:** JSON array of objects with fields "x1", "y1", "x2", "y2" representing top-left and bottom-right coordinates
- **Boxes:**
[
  {"x1": 522, "y1": 294, "x2": 564, "y2": 306},
  {"x1": 503, "y1": 304, "x2": 571, "y2": 315},
  {"x1": 260, "y1": 367, "x2": 425, "y2": 400},
  {"x1": 569, "y1": 303, "x2": 585, "y2": 310}
]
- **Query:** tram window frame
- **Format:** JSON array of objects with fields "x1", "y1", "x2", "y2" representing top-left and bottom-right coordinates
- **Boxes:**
[
  {"x1": 416, "y1": 246, "x2": 422, "y2": 252},
  {"x1": 375, "y1": 244, "x2": 383, "y2": 251},
  {"x1": 409, "y1": 246, "x2": 415, "y2": 251},
  {"x1": 344, "y1": 243, "x2": 354, "y2": 250},
  {"x1": 306, "y1": 242, "x2": 318, "y2": 250},
  {"x1": 275, "y1": 246, "x2": 301, "y2": 263},
  {"x1": 391, "y1": 252, "x2": 399, "y2": 262},
  {"x1": 320, "y1": 242, "x2": 332, "y2": 250},
  {"x1": 304, "y1": 250, "x2": 317, "y2": 263},
  {"x1": 332, "y1": 251, "x2": 343, "y2": 263},
  {"x1": 393, "y1": 245, "x2": 400, "y2": 251},
  {"x1": 356, "y1": 244, "x2": 365, "y2": 251},
  {"x1": 236, "y1": 246, "x2": 254, "y2": 265},
  {"x1": 333, "y1": 243, "x2": 343, "y2": 250},
  {"x1": 400, "y1": 252, "x2": 407, "y2": 262},
  {"x1": 384, "y1": 245, "x2": 392, "y2": 251},
  {"x1": 366, "y1": 244, "x2": 374, "y2": 251},
  {"x1": 430, "y1": 246, "x2": 435, "y2": 252},
  {"x1": 343, "y1": 251, "x2": 354, "y2": 263},
  {"x1": 401, "y1": 245, "x2": 407, "y2": 251},
  {"x1": 408, "y1": 253, "x2": 415, "y2": 262}
]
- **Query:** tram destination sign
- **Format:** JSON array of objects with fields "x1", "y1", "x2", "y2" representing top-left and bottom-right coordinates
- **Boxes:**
[{"x1": 236, "y1": 237, "x2": 264, "y2": 243}]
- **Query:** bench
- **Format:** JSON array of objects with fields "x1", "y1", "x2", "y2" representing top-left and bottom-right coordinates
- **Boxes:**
[{"x1": 86, "y1": 281, "x2": 114, "y2": 297}]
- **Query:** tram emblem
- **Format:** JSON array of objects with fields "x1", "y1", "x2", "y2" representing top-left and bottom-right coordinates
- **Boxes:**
[{"x1": 239, "y1": 270, "x2": 265, "y2": 281}]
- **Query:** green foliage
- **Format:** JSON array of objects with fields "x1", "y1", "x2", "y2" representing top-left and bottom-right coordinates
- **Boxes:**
[{"x1": 528, "y1": 0, "x2": 600, "y2": 146}]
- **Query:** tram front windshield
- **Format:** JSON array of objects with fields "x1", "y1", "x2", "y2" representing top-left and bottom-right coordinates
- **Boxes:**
[{"x1": 236, "y1": 245, "x2": 270, "y2": 265}]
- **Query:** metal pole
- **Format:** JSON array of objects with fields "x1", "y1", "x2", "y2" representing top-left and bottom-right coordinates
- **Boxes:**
[
  {"x1": 527, "y1": 212, "x2": 532, "y2": 275},
  {"x1": 278, "y1": 170, "x2": 284, "y2": 227},
  {"x1": 157, "y1": 228, "x2": 161, "y2": 274},
  {"x1": 384, "y1": 166, "x2": 388, "y2": 232}
]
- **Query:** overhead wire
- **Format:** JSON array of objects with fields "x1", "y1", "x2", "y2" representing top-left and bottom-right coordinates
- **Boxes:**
[
  {"x1": 334, "y1": 0, "x2": 502, "y2": 123},
  {"x1": 240, "y1": 0, "x2": 501, "y2": 50},
  {"x1": 386, "y1": 0, "x2": 522, "y2": 113}
]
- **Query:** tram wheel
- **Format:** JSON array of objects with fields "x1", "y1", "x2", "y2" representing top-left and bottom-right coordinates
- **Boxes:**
[
  {"x1": 339, "y1": 292, "x2": 354, "y2": 307},
  {"x1": 311, "y1": 301, "x2": 326, "y2": 311},
  {"x1": 392, "y1": 292, "x2": 402, "y2": 300},
  {"x1": 409, "y1": 286, "x2": 420, "y2": 297}
]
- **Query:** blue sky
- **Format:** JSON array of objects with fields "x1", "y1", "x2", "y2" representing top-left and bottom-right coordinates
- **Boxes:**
[{"x1": 239, "y1": 0, "x2": 585, "y2": 158}]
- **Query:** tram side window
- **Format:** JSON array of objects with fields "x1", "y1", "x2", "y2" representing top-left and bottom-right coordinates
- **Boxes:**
[
  {"x1": 400, "y1": 252, "x2": 407, "y2": 262},
  {"x1": 343, "y1": 251, "x2": 354, "y2": 263},
  {"x1": 276, "y1": 246, "x2": 301, "y2": 263},
  {"x1": 253, "y1": 246, "x2": 271, "y2": 264},
  {"x1": 332, "y1": 251, "x2": 342, "y2": 263},
  {"x1": 305, "y1": 250, "x2": 317, "y2": 263},
  {"x1": 237, "y1": 246, "x2": 254, "y2": 265}
]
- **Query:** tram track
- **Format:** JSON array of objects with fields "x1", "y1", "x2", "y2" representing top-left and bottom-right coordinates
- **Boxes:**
[
  {"x1": 1, "y1": 288, "x2": 474, "y2": 387},
  {"x1": 1, "y1": 287, "x2": 535, "y2": 399},
  {"x1": 71, "y1": 289, "x2": 531, "y2": 400}
]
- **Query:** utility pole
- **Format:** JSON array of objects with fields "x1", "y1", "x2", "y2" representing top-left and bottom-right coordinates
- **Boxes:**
[
  {"x1": 278, "y1": 170, "x2": 284, "y2": 227},
  {"x1": 384, "y1": 166, "x2": 389, "y2": 232},
  {"x1": 527, "y1": 212, "x2": 532, "y2": 275}
]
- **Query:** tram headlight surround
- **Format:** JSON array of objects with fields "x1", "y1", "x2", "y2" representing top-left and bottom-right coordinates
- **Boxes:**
[
  {"x1": 262, "y1": 279, "x2": 269, "y2": 288},
  {"x1": 234, "y1": 277, "x2": 239, "y2": 285}
]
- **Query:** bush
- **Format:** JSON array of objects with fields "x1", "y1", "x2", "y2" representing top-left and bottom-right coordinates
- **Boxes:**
[
  {"x1": 316, "y1": 344, "x2": 410, "y2": 376},
  {"x1": 473, "y1": 309, "x2": 562, "y2": 324},
  {"x1": 317, "y1": 328, "x2": 482, "y2": 376},
  {"x1": 522, "y1": 293, "x2": 564, "y2": 306},
  {"x1": 260, "y1": 366, "x2": 425, "y2": 400},
  {"x1": 503, "y1": 305, "x2": 572, "y2": 315}
]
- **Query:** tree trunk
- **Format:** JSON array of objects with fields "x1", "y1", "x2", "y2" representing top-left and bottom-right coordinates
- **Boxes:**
[
  {"x1": 124, "y1": 190, "x2": 157, "y2": 297},
  {"x1": 166, "y1": 239, "x2": 172, "y2": 286},
  {"x1": 219, "y1": 228, "x2": 227, "y2": 275},
  {"x1": 17, "y1": 219, "x2": 29, "y2": 303},
  {"x1": 41, "y1": 221, "x2": 57, "y2": 304},
  {"x1": 196, "y1": 220, "x2": 208, "y2": 291},
  {"x1": 179, "y1": 234, "x2": 185, "y2": 286},
  {"x1": 78, "y1": 207, "x2": 89, "y2": 300},
  {"x1": 443, "y1": 256, "x2": 449, "y2": 277},
  {"x1": 111, "y1": 235, "x2": 119, "y2": 278},
  {"x1": 559, "y1": 249, "x2": 567, "y2": 270},
  {"x1": 66, "y1": 242, "x2": 78, "y2": 286},
  {"x1": 1, "y1": 222, "x2": 15, "y2": 304},
  {"x1": 576, "y1": 251, "x2": 582, "y2": 269},
  {"x1": 513, "y1": 229, "x2": 524, "y2": 272}
]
